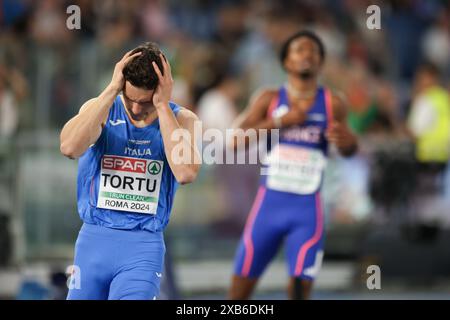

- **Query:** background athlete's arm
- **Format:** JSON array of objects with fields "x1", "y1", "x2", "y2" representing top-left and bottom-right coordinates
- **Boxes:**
[
  {"x1": 59, "y1": 50, "x2": 141, "y2": 159},
  {"x1": 326, "y1": 93, "x2": 358, "y2": 157},
  {"x1": 152, "y1": 55, "x2": 201, "y2": 185},
  {"x1": 230, "y1": 88, "x2": 308, "y2": 150}
]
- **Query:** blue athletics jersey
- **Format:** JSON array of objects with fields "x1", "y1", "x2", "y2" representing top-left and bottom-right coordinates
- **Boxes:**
[
  {"x1": 76, "y1": 96, "x2": 181, "y2": 232},
  {"x1": 262, "y1": 85, "x2": 333, "y2": 195}
]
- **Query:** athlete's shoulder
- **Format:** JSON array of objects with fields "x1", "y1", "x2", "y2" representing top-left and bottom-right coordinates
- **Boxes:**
[
  {"x1": 248, "y1": 86, "x2": 279, "y2": 110},
  {"x1": 176, "y1": 106, "x2": 199, "y2": 123},
  {"x1": 253, "y1": 86, "x2": 279, "y2": 102},
  {"x1": 169, "y1": 101, "x2": 186, "y2": 116},
  {"x1": 78, "y1": 98, "x2": 98, "y2": 114}
]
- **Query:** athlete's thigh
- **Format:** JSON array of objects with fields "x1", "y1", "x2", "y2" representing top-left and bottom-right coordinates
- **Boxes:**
[
  {"x1": 66, "y1": 232, "x2": 111, "y2": 300},
  {"x1": 108, "y1": 267, "x2": 162, "y2": 300},
  {"x1": 233, "y1": 189, "x2": 285, "y2": 278},
  {"x1": 108, "y1": 239, "x2": 165, "y2": 300},
  {"x1": 285, "y1": 194, "x2": 325, "y2": 280}
]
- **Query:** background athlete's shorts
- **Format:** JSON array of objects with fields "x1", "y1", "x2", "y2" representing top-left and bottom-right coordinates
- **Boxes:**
[
  {"x1": 233, "y1": 187, "x2": 325, "y2": 280},
  {"x1": 67, "y1": 223, "x2": 165, "y2": 300}
]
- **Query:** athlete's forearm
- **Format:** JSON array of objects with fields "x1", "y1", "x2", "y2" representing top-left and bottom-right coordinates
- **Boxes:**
[
  {"x1": 229, "y1": 117, "x2": 277, "y2": 151},
  {"x1": 242, "y1": 117, "x2": 277, "y2": 131},
  {"x1": 230, "y1": 111, "x2": 307, "y2": 151},
  {"x1": 156, "y1": 104, "x2": 201, "y2": 184},
  {"x1": 60, "y1": 84, "x2": 119, "y2": 159}
]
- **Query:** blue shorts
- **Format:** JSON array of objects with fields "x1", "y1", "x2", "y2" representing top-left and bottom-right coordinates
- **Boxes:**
[
  {"x1": 67, "y1": 223, "x2": 165, "y2": 300},
  {"x1": 233, "y1": 186, "x2": 325, "y2": 280}
]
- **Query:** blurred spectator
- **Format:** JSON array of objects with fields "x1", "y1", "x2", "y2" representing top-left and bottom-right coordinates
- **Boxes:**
[
  {"x1": 0, "y1": 79, "x2": 18, "y2": 139},
  {"x1": 29, "y1": 0, "x2": 72, "y2": 46},
  {"x1": 73, "y1": 0, "x2": 96, "y2": 38},
  {"x1": 421, "y1": 11, "x2": 450, "y2": 77},
  {"x1": 343, "y1": 0, "x2": 390, "y2": 75},
  {"x1": 344, "y1": 62, "x2": 398, "y2": 136},
  {"x1": 231, "y1": 6, "x2": 301, "y2": 93},
  {"x1": 97, "y1": 15, "x2": 136, "y2": 50},
  {"x1": 323, "y1": 150, "x2": 373, "y2": 226},
  {"x1": 0, "y1": 65, "x2": 27, "y2": 139},
  {"x1": 313, "y1": 11, "x2": 346, "y2": 60},
  {"x1": 345, "y1": 63, "x2": 378, "y2": 135},
  {"x1": 139, "y1": 0, "x2": 172, "y2": 42},
  {"x1": 407, "y1": 62, "x2": 450, "y2": 226},
  {"x1": 385, "y1": 0, "x2": 428, "y2": 80},
  {"x1": 198, "y1": 71, "x2": 259, "y2": 234},
  {"x1": 198, "y1": 71, "x2": 240, "y2": 134},
  {"x1": 0, "y1": 0, "x2": 30, "y2": 29},
  {"x1": 407, "y1": 63, "x2": 450, "y2": 174},
  {"x1": 212, "y1": 3, "x2": 248, "y2": 53}
]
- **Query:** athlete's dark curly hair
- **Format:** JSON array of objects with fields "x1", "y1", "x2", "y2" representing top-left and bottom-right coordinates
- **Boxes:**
[
  {"x1": 280, "y1": 30, "x2": 326, "y2": 66},
  {"x1": 123, "y1": 42, "x2": 164, "y2": 90}
]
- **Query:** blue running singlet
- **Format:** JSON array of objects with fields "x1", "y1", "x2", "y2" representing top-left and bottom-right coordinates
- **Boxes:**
[{"x1": 67, "y1": 96, "x2": 181, "y2": 300}]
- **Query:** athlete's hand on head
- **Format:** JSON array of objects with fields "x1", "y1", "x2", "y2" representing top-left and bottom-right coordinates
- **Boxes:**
[
  {"x1": 152, "y1": 54, "x2": 173, "y2": 108},
  {"x1": 325, "y1": 122, "x2": 357, "y2": 149},
  {"x1": 109, "y1": 50, "x2": 142, "y2": 93}
]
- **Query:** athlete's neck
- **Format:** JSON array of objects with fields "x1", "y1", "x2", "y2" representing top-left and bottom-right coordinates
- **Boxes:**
[
  {"x1": 133, "y1": 109, "x2": 158, "y2": 128},
  {"x1": 286, "y1": 75, "x2": 318, "y2": 100},
  {"x1": 120, "y1": 95, "x2": 158, "y2": 128}
]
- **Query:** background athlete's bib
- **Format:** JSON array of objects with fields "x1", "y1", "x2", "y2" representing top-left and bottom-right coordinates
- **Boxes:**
[
  {"x1": 266, "y1": 144, "x2": 326, "y2": 195},
  {"x1": 97, "y1": 155, "x2": 163, "y2": 214}
]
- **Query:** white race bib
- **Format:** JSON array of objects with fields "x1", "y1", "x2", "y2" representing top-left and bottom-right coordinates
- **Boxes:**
[
  {"x1": 266, "y1": 144, "x2": 326, "y2": 195},
  {"x1": 97, "y1": 155, "x2": 163, "y2": 214}
]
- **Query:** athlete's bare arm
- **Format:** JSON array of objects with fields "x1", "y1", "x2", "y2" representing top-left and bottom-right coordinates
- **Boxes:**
[
  {"x1": 230, "y1": 88, "x2": 308, "y2": 150},
  {"x1": 60, "y1": 50, "x2": 142, "y2": 159},
  {"x1": 152, "y1": 54, "x2": 201, "y2": 185},
  {"x1": 234, "y1": 88, "x2": 277, "y2": 130},
  {"x1": 326, "y1": 93, "x2": 358, "y2": 157},
  {"x1": 158, "y1": 107, "x2": 202, "y2": 185}
]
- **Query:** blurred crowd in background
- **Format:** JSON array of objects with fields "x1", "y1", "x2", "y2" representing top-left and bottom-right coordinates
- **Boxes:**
[{"x1": 0, "y1": 0, "x2": 450, "y2": 298}]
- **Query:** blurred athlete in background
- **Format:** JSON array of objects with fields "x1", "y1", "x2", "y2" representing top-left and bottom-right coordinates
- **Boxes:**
[{"x1": 229, "y1": 31, "x2": 358, "y2": 300}]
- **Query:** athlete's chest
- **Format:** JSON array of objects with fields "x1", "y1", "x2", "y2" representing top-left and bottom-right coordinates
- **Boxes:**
[
  {"x1": 276, "y1": 106, "x2": 327, "y2": 146},
  {"x1": 104, "y1": 124, "x2": 165, "y2": 160},
  {"x1": 96, "y1": 124, "x2": 166, "y2": 215}
]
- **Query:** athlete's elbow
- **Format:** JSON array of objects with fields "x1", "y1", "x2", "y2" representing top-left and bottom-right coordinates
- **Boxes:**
[
  {"x1": 338, "y1": 143, "x2": 358, "y2": 158},
  {"x1": 60, "y1": 140, "x2": 73, "y2": 157},
  {"x1": 60, "y1": 141, "x2": 81, "y2": 159},
  {"x1": 176, "y1": 166, "x2": 200, "y2": 185},
  {"x1": 176, "y1": 174, "x2": 194, "y2": 185}
]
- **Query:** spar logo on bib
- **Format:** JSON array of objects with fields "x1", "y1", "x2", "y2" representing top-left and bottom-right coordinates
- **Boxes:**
[{"x1": 97, "y1": 155, "x2": 164, "y2": 214}]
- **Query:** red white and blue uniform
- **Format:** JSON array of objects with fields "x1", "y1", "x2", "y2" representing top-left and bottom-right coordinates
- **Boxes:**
[{"x1": 233, "y1": 85, "x2": 333, "y2": 279}]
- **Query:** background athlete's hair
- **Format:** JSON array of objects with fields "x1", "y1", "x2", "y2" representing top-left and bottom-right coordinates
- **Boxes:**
[
  {"x1": 279, "y1": 30, "x2": 326, "y2": 66},
  {"x1": 123, "y1": 42, "x2": 165, "y2": 90}
]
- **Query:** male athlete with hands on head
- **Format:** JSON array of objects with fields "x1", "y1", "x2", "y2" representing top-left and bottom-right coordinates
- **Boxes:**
[{"x1": 60, "y1": 42, "x2": 201, "y2": 300}]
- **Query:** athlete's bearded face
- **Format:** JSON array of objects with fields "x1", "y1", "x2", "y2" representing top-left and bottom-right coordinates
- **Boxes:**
[
  {"x1": 284, "y1": 37, "x2": 322, "y2": 80},
  {"x1": 123, "y1": 81, "x2": 154, "y2": 121}
]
